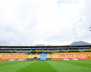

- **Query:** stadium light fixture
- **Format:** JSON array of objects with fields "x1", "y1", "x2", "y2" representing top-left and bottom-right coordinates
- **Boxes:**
[{"x1": 90, "y1": 27, "x2": 91, "y2": 31}]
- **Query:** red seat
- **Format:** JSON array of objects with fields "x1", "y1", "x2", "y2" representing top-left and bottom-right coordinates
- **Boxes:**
[
  {"x1": 76, "y1": 54, "x2": 89, "y2": 60},
  {"x1": 60, "y1": 54, "x2": 69, "y2": 60},
  {"x1": 18, "y1": 55, "x2": 27, "y2": 60},
  {"x1": 79, "y1": 58, "x2": 89, "y2": 60},
  {"x1": 0, "y1": 59, "x2": 8, "y2": 61},
  {"x1": 9, "y1": 55, "x2": 19, "y2": 61},
  {"x1": 52, "y1": 58, "x2": 61, "y2": 60},
  {"x1": 0, "y1": 55, "x2": 11, "y2": 61}
]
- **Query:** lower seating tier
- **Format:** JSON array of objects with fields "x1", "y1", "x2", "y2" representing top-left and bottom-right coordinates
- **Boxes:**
[
  {"x1": 69, "y1": 58, "x2": 78, "y2": 60},
  {"x1": 61, "y1": 58, "x2": 69, "y2": 60},
  {"x1": 9, "y1": 58, "x2": 17, "y2": 61},
  {"x1": 46, "y1": 58, "x2": 52, "y2": 60},
  {"x1": 18, "y1": 58, "x2": 26, "y2": 60},
  {"x1": 52, "y1": 58, "x2": 61, "y2": 60},
  {"x1": 0, "y1": 59, "x2": 8, "y2": 61},
  {"x1": 27, "y1": 58, "x2": 34, "y2": 61},
  {"x1": 78, "y1": 58, "x2": 89, "y2": 60}
]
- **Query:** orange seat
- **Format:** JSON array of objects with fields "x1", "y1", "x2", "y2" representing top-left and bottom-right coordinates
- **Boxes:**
[
  {"x1": 0, "y1": 55, "x2": 11, "y2": 61},
  {"x1": 0, "y1": 55, "x2": 3, "y2": 58},
  {"x1": 10, "y1": 55, "x2": 19, "y2": 61},
  {"x1": 60, "y1": 54, "x2": 69, "y2": 60},
  {"x1": 68, "y1": 54, "x2": 78, "y2": 60},
  {"x1": 76, "y1": 54, "x2": 89, "y2": 60},
  {"x1": 18, "y1": 55, "x2": 27, "y2": 60},
  {"x1": 84, "y1": 54, "x2": 91, "y2": 57}
]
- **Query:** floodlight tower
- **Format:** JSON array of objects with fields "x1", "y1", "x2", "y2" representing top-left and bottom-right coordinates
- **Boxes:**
[{"x1": 90, "y1": 27, "x2": 91, "y2": 31}]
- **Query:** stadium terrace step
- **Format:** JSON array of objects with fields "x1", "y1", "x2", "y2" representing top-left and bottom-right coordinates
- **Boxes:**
[
  {"x1": 0, "y1": 55, "x2": 3, "y2": 58},
  {"x1": 9, "y1": 58, "x2": 17, "y2": 61},
  {"x1": 27, "y1": 58, "x2": 34, "y2": 61},
  {"x1": 60, "y1": 54, "x2": 69, "y2": 60},
  {"x1": 18, "y1": 55, "x2": 27, "y2": 60},
  {"x1": 69, "y1": 58, "x2": 78, "y2": 60},
  {"x1": 61, "y1": 58, "x2": 69, "y2": 60},
  {"x1": 84, "y1": 54, "x2": 91, "y2": 57},
  {"x1": 68, "y1": 54, "x2": 77, "y2": 58},
  {"x1": 18, "y1": 58, "x2": 26, "y2": 60},
  {"x1": 78, "y1": 58, "x2": 89, "y2": 60},
  {"x1": 0, "y1": 59, "x2": 8, "y2": 61},
  {"x1": 75, "y1": 54, "x2": 89, "y2": 60},
  {"x1": 46, "y1": 58, "x2": 52, "y2": 60},
  {"x1": 0, "y1": 55, "x2": 11, "y2": 61},
  {"x1": 52, "y1": 58, "x2": 61, "y2": 60},
  {"x1": 2, "y1": 55, "x2": 11, "y2": 59},
  {"x1": 9, "y1": 55, "x2": 19, "y2": 61}
]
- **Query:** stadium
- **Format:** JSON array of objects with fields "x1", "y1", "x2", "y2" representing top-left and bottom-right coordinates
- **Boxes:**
[
  {"x1": 0, "y1": 0, "x2": 91, "y2": 72},
  {"x1": 0, "y1": 45, "x2": 91, "y2": 72}
]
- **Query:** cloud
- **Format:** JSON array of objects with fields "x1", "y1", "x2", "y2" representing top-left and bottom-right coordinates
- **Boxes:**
[{"x1": 0, "y1": 0, "x2": 91, "y2": 46}]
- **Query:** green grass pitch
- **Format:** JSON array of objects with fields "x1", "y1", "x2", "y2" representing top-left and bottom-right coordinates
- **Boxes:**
[{"x1": 0, "y1": 60, "x2": 91, "y2": 72}]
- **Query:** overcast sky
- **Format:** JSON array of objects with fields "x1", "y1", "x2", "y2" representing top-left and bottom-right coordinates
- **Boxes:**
[{"x1": 0, "y1": 0, "x2": 91, "y2": 46}]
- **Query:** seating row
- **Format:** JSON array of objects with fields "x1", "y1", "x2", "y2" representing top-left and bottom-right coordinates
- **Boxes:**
[
  {"x1": 52, "y1": 54, "x2": 91, "y2": 60},
  {"x1": 0, "y1": 55, "x2": 27, "y2": 61},
  {"x1": 0, "y1": 54, "x2": 91, "y2": 61}
]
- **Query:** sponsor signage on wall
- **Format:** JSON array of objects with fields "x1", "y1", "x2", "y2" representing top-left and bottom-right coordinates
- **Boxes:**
[{"x1": 40, "y1": 54, "x2": 46, "y2": 60}]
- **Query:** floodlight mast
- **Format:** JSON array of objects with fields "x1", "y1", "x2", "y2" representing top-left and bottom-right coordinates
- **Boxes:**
[{"x1": 89, "y1": 27, "x2": 91, "y2": 31}]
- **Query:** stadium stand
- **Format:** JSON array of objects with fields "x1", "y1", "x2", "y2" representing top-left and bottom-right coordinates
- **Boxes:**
[
  {"x1": 9, "y1": 54, "x2": 19, "y2": 61},
  {"x1": 68, "y1": 47, "x2": 78, "y2": 51},
  {"x1": 52, "y1": 54, "x2": 61, "y2": 60},
  {"x1": 0, "y1": 45, "x2": 91, "y2": 61},
  {"x1": 84, "y1": 54, "x2": 91, "y2": 57},
  {"x1": 60, "y1": 54, "x2": 69, "y2": 60},
  {"x1": 37, "y1": 48, "x2": 42, "y2": 51},
  {"x1": 22, "y1": 48, "x2": 31, "y2": 51},
  {"x1": 68, "y1": 54, "x2": 78, "y2": 60},
  {"x1": 0, "y1": 55, "x2": 3, "y2": 59},
  {"x1": 49, "y1": 52, "x2": 52, "y2": 54},
  {"x1": 32, "y1": 48, "x2": 36, "y2": 51},
  {"x1": 0, "y1": 54, "x2": 11, "y2": 61},
  {"x1": 44, "y1": 52, "x2": 47, "y2": 54},
  {"x1": 11, "y1": 48, "x2": 21, "y2": 51},
  {"x1": 83, "y1": 54, "x2": 91, "y2": 60},
  {"x1": 46, "y1": 55, "x2": 52, "y2": 60},
  {"x1": 18, "y1": 55, "x2": 27, "y2": 60},
  {"x1": 43, "y1": 48, "x2": 47, "y2": 51},
  {"x1": 27, "y1": 55, "x2": 40, "y2": 61},
  {"x1": 75, "y1": 54, "x2": 89, "y2": 60},
  {"x1": 0, "y1": 48, "x2": 10, "y2": 52}
]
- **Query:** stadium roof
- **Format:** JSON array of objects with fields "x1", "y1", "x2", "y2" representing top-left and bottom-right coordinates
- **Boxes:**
[{"x1": 0, "y1": 45, "x2": 91, "y2": 48}]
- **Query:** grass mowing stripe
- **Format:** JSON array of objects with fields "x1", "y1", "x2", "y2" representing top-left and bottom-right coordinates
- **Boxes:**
[
  {"x1": 47, "y1": 60, "x2": 91, "y2": 72},
  {"x1": 17, "y1": 61, "x2": 58, "y2": 72},
  {"x1": 0, "y1": 61, "x2": 35, "y2": 72},
  {"x1": 0, "y1": 61, "x2": 25, "y2": 67},
  {"x1": 72, "y1": 60, "x2": 91, "y2": 64},
  {"x1": 58, "y1": 60, "x2": 91, "y2": 68}
]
